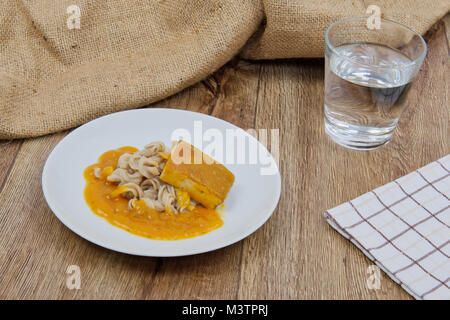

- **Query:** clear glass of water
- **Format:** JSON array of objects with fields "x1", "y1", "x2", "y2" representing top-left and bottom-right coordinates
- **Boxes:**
[{"x1": 324, "y1": 17, "x2": 427, "y2": 150}]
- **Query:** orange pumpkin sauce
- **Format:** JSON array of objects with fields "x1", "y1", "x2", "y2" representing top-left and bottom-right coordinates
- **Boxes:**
[{"x1": 84, "y1": 147, "x2": 224, "y2": 240}]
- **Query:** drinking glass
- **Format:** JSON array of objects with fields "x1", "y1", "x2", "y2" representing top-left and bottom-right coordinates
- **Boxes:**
[{"x1": 324, "y1": 16, "x2": 427, "y2": 150}]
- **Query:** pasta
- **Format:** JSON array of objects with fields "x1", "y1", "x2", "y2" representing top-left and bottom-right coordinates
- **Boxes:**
[
  {"x1": 106, "y1": 168, "x2": 143, "y2": 185},
  {"x1": 103, "y1": 141, "x2": 190, "y2": 213}
]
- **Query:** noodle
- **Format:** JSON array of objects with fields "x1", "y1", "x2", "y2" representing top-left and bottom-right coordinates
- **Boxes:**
[{"x1": 104, "y1": 141, "x2": 188, "y2": 213}]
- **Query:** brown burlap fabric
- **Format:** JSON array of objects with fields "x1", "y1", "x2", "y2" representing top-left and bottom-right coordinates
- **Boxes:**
[{"x1": 1, "y1": 0, "x2": 448, "y2": 139}]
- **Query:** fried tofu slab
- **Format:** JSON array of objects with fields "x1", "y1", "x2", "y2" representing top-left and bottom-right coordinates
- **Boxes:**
[{"x1": 160, "y1": 141, "x2": 235, "y2": 209}]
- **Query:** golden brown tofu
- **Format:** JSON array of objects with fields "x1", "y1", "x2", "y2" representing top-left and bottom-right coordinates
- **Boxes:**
[{"x1": 160, "y1": 141, "x2": 234, "y2": 209}]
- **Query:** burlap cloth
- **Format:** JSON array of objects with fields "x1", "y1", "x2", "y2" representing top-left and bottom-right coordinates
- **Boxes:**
[{"x1": 1, "y1": 0, "x2": 448, "y2": 139}]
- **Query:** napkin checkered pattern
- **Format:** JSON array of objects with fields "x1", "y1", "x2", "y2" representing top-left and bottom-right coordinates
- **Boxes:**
[{"x1": 325, "y1": 154, "x2": 450, "y2": 300}]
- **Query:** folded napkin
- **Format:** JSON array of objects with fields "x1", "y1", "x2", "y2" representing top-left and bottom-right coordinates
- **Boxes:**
[{"x1": 325, "y1": 154, "x2": 450, "y2": 300}]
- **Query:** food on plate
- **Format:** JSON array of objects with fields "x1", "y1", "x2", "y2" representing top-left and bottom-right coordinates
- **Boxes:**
[
  {"x1": 160, "y1": 141, "x2": 235, "y2": 209},
  {"x1": 83, "y1": 141, "x2": 234, "y2": 240}
]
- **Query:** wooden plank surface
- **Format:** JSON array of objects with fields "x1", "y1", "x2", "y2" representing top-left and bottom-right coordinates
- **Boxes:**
[{"x1": 0, "y1": 17, "x2": 448, "y2": 299}]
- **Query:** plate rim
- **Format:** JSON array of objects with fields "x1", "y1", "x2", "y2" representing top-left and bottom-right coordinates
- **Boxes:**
[{"x1": 42, "y1": 108, "x2": 282, "y2": 257}]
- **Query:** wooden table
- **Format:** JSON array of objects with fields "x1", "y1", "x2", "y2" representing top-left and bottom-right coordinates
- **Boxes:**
[{"x1": 1, "y1": 16, "x2": 448, "y2": 300}]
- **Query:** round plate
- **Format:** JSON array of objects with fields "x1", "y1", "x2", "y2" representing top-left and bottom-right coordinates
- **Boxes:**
[{"x1": 42, "y1": 109, "x2": 281, "y2": 257}]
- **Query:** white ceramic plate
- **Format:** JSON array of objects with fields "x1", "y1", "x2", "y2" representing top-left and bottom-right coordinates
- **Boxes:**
[{"x1": 42, "y1": 109, "x2": 281, "y2": 257}]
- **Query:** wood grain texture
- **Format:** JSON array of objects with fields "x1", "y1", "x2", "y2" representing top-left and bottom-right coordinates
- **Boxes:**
[
  {"x1": 0, "y1": 140, "x2": 23, "y2": 192},
  {"x1": 0, "y1": 17, "x2": 448, "y2": 300}
]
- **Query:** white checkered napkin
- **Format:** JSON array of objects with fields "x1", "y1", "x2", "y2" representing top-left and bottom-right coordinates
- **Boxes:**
[{"x1": 325, "y1": 154, "x2": 450, "y2": 300}]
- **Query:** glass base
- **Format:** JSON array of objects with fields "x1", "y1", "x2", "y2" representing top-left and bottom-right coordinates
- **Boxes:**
[{"x1": 324, "y1": 114, "x2": 395, "y2": 151}]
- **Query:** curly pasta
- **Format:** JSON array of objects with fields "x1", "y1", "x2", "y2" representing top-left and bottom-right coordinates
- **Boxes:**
[{"x1": 105, "y1": 141, "x2": 190, "y2": 213}]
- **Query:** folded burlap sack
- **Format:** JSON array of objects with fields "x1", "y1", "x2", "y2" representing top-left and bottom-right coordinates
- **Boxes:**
[{"x1": 1, "y1": 0, "x2": 448, "y2": 139}]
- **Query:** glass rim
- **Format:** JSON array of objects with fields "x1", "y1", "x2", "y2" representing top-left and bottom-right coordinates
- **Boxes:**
[{"x1": 325, "y1": 16, "x2": 427, "y2": 69}]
